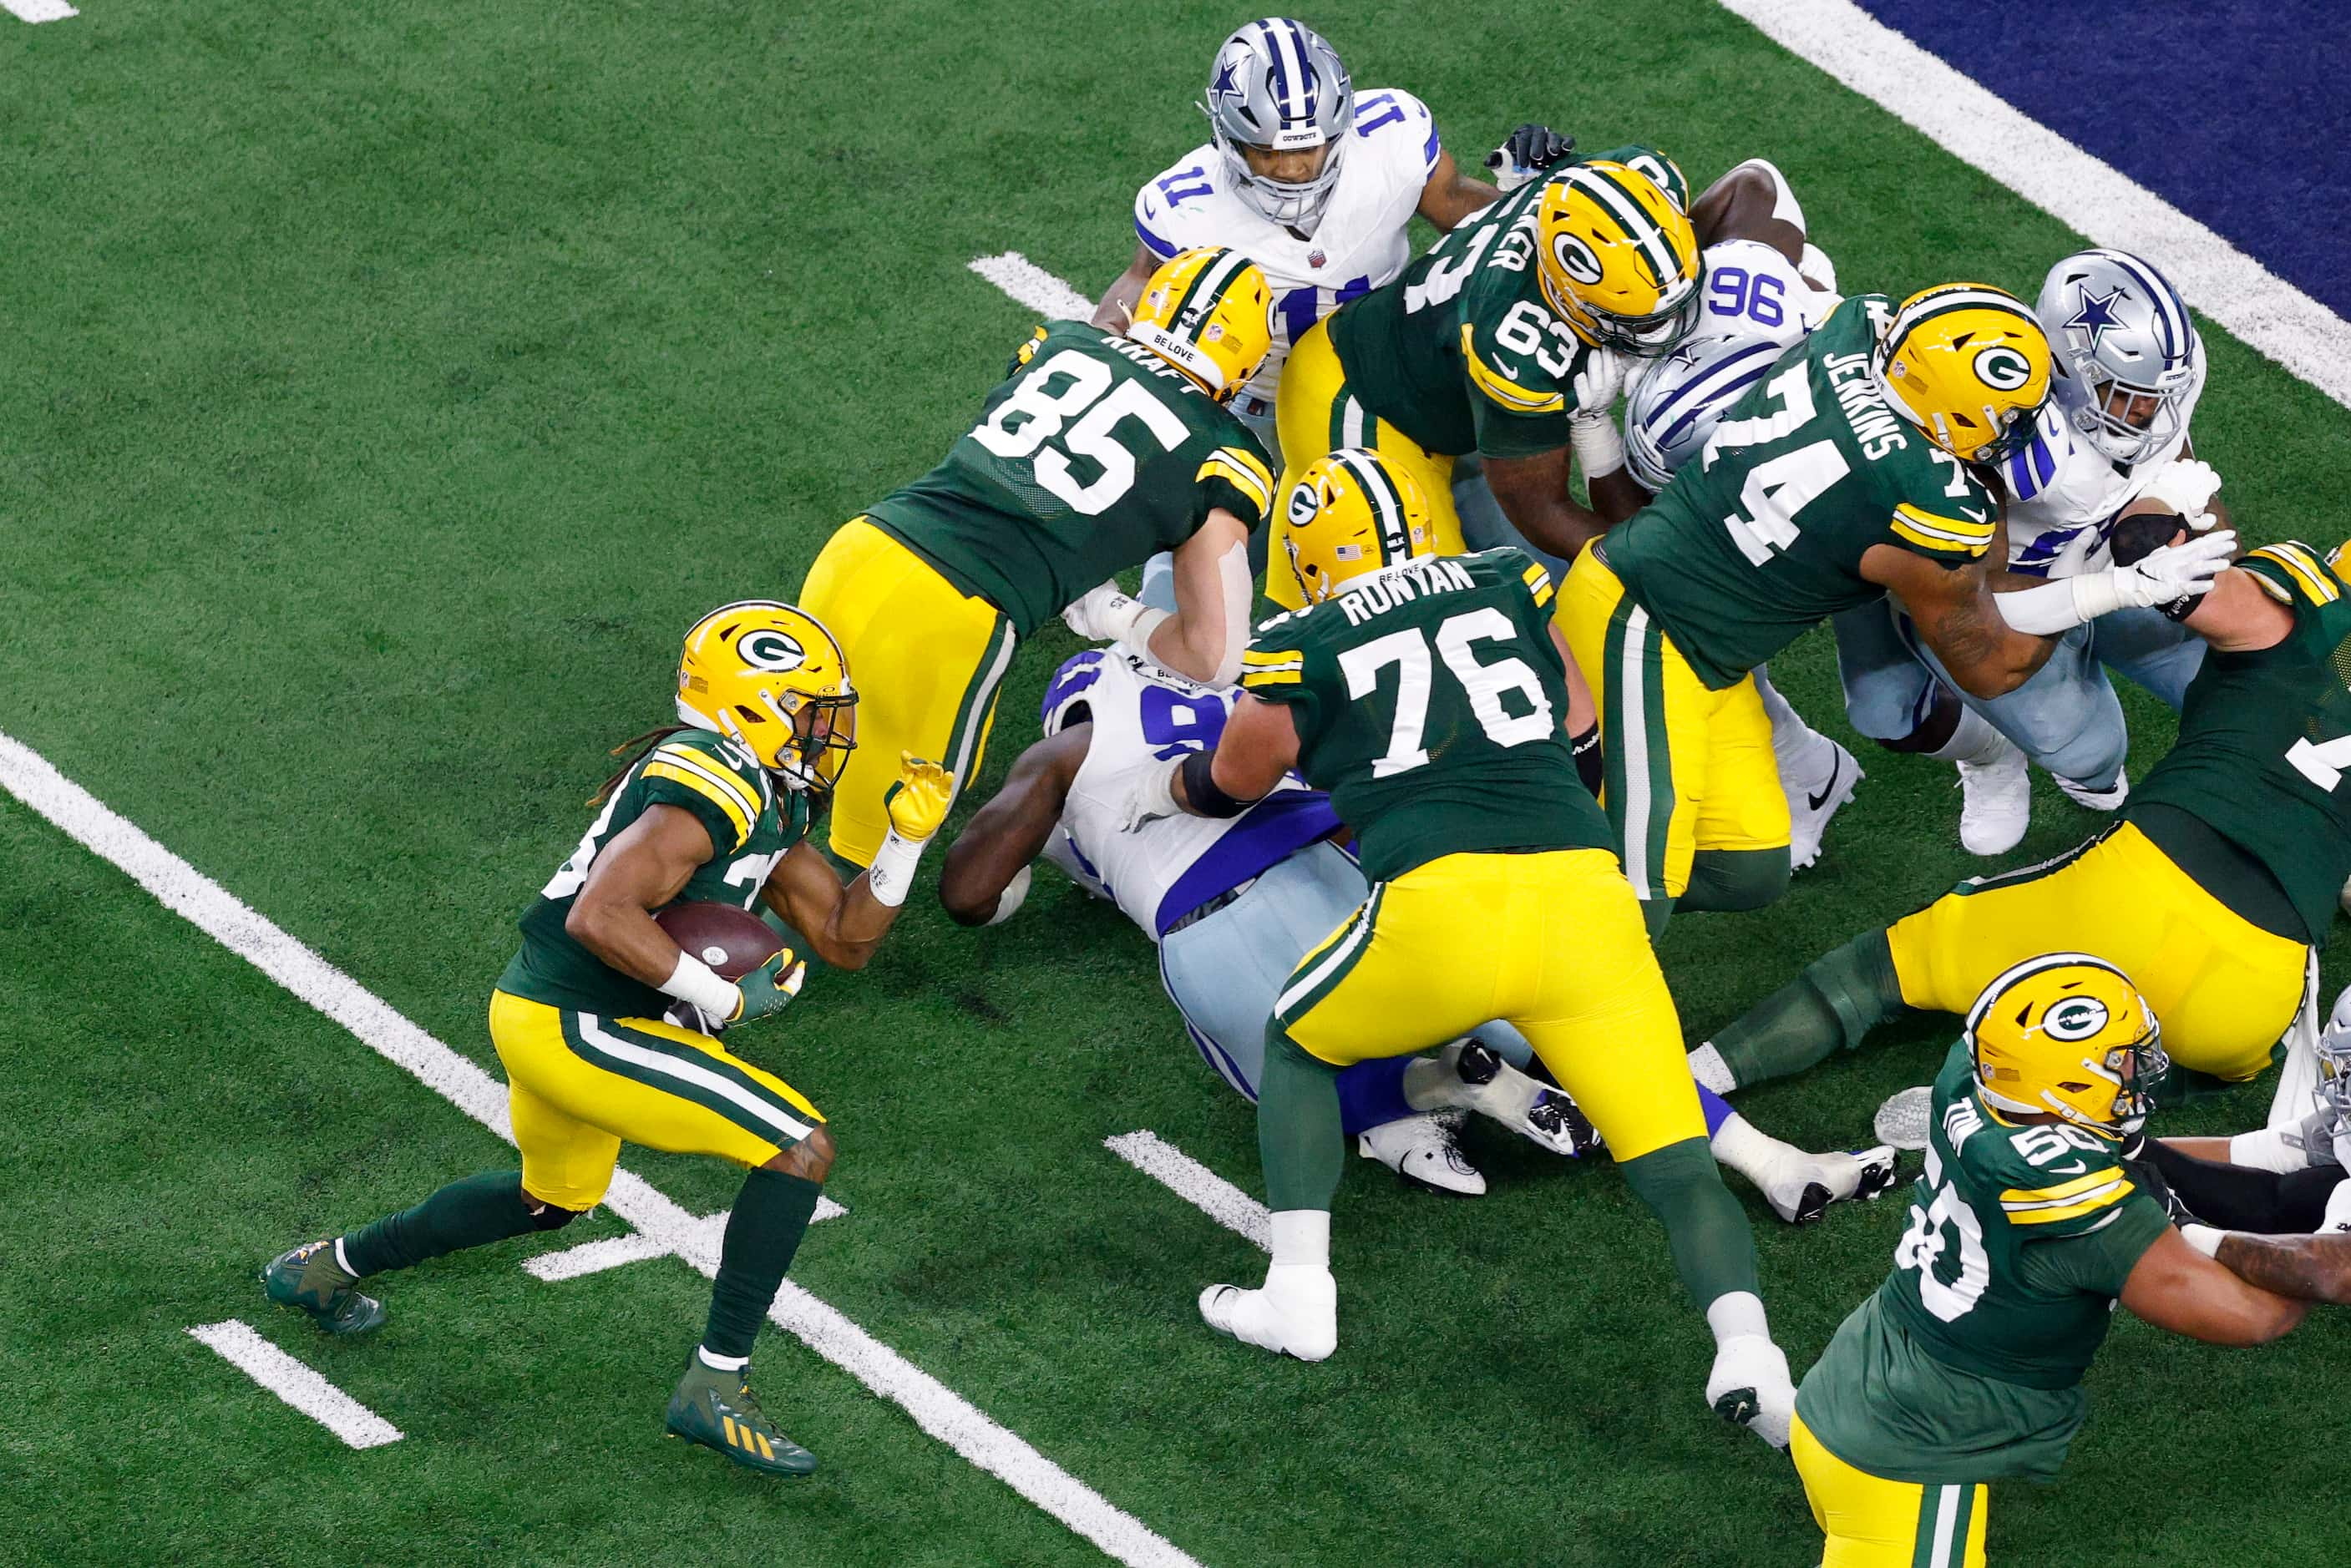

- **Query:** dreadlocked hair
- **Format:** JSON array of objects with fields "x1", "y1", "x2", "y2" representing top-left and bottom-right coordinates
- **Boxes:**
[{"x1": 589, "y1": 724, "x2": 697, "y2": 807}]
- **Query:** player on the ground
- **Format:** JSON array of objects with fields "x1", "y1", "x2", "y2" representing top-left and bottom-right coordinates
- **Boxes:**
[
  {"x1": 1695, "y1": 532, "x2": 2348, "y2": 1112},
  {"x1": 936, "y1": 641, "x2": 1598, "y2": 1196},
  {"x1": 261, "y1": 602, "x2": 953, "y2": 1477},
  {"x1": 1090, "y1": 17, "x2": 1533, "y2": 471},
  {"x1": 1263, "y1": 146, "x2": 1714, "y2": 605},
  {"x1": 1792, "y1": 955, "x2": 2347, "y2": 1567},
  {"x1": 798, "y1": 246, "x2": 1276, "y2": 868},
  {"x1": 1114, "y1": 451, "x2": 1801, "y2": 1445},
  {"x1": 938, "y1": 605, "x2": 1891, "y2": 1216},
  {"x1": 1616, "y1": 157, "x2": 1857, "y2": 870},
  {"x1": 1832, "y1": 248, "x2": 2224, "y2": 856},
  {"x1": 1554, "y1": 283, "x2": 2234, "y2": 930}
]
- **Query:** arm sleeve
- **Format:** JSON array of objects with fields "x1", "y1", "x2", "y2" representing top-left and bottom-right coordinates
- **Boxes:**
[
  {"x1": 2015, "y1": 1194, "x2": 2172, "y2": 1297},
  {"x1": 636, "y1": 744, "x2": 759, "y2": 855}
]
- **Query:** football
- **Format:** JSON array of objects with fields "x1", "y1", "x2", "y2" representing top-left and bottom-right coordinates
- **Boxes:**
[{"x1": 653, "y1": 900, "x2": 783, "y2": 980}]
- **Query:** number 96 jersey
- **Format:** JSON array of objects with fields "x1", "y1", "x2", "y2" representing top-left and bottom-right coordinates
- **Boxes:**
[
  {"x1": 1796, "y1": 1042, "x2": 2170, "y2": 1484},
  {"x1": 1238, "y1": 547, "x2": 1612, "y2": 883},
  {"x1": 1602, "y1": 295, "x2": 2000, "y2": 690}
]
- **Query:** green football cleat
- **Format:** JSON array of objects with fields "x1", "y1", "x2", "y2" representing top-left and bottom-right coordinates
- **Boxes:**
[
  {"x1": 665, "y1": 1357, "x2": 818, "y2": 1477},
  {"x1": 261, "y1": 1240, "x2": 387, "y2": 1337}
]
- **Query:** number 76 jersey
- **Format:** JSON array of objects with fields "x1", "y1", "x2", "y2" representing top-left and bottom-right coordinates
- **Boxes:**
[
  {"x1": 1601, "y1": 294, "x2": 2001, "y2": 690},
  {"x1": 1238, "y1": 547, "x2": 1613, "y2": 883}
]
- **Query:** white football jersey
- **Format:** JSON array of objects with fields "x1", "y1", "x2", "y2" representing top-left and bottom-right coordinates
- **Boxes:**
[
  {"x1": 1690, "y1": 238, "x2": 1839, "y2": 346},
  {"x1": 1132, "y1": 87, "x2": 1440, "y2": 410},
  {"x1": 1999, "y1": 341, "x2": 2207, "y2": 579},
  {"x1": 1036, "y1": 648, "x2": 1338, "y2": 938}
]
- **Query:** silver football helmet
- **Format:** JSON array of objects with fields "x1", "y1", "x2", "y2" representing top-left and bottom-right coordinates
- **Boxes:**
[
  {"x1": 1623, "y1": 333, "x2": 1789, "y2": 492},
  {"x1": 2317, "y1": 980, "x2": 2351, "y2": 1141},
  {"x1": 1201, "y1": 18, "x2": 1354, "y2": 230},
  {"x1": 2034, "y1": 248, "x2": 2201, "y2": 467}
]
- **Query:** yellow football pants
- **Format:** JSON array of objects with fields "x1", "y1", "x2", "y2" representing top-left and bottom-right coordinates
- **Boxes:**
[
  {"x1": 1266, "y1": 317, "x2": 1467, "y2": 609},
  {"x1": 1274, "y1": 847, "x2": 1705, "y2": 1162},
  {"x1": 489, "y1": 989, "x2": 824, "y2": 1212},
  {"x1": 1554, "y1": 546, "x2": 1789, "y2": 901},
  {"x1": 798, "y1": 518, "x2": 1016, "y2": 866},
  {"x1": 1792, "y1": 1414, "x2": 1989, "y2": 1568},
  {"x1": 1887, "y1": 822, "x2": 2308, "y2": 1080}
]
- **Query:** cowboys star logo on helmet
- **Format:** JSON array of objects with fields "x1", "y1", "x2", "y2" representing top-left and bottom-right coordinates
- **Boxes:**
[
  {"x1": 676, "y1": 600, "x2": 857, "y2": 792},
  {"x1": 1872, "y1": 282, "x2": 2053, "y2": 463},
  {"x1": 1964, "y1": 953, "x2": 2169, "y2": 1141},
  {"x1": 1198, "y1": 18, "x2": 1355, "y2": 229},
  {"x1": 2034, "y1": 249, "x2": 2202, "y2": 465}
]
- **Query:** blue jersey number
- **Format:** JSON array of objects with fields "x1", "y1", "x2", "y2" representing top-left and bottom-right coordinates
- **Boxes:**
[
  {"x1": 1139, "y1": 685, "x2": 1230, "y2": 759},
  {"x1": 1156, "y1": 164, "x2": 1214, "y2": 208},
  {"x1": 1709, "y1": 266, "x2": 1786, "y2": 329},
  {"x1": 1276, "y1": 276, "x2": 1373, "y2": 349},
  {"x1": 1353, "y1": 92, "x2": 1405, "y2": 136}
]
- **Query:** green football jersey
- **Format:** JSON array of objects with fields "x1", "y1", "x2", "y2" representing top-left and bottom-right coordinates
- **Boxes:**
[
  {"x1": 1237, "y1": 548, "x2": 1610, "y2": 883},
  {"x1": 1325, "y1": 154, "x2": 1655, "y2": 461},
  {"x1": 2125, "y1": 540, "x2": 2351, "y2": 944},
  {"x1": 1795, "y1": 1043, "x2": 2168, "y2": 1485},
  {"x1": 497, "y1": 729, "x2": 809, "y2": 1019},
  {"x1": 1600, "y1": 295, "x2": 2003, "y2": 690},
  {"x1": 864, "y1": 321, "x2": 1274, "y2": 638}
]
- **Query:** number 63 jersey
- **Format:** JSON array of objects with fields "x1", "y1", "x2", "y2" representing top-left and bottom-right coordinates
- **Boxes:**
[
  {"x1": 1795, "y1": 1041, "x2": 2169, "y2": 1485},
  {"x1": 1238, "y1": 547, "x2": 1612, "y2": 883},
  {"x1": 864, "y1": 322, "x2": 1275, "y2": 638},
  {"x1": 1601, "y1": 294, "x2": 2001, "y2": 690}
]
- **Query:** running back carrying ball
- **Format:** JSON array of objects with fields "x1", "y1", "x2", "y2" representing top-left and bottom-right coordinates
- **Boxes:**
[{"x1": 654, "y1": 900, "x2": 784, "y2": 981}]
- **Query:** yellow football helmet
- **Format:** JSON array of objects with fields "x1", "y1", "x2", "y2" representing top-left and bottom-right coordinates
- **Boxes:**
[
  {"x1": 1281, "y1": 448, "x2": 1437, "y2": 603},
  {"x1": 1964, "y1": 953, "x2": 2169, "y2": 1141},
  {"x1": 1873, "y1": 283, "x2": 2054, "y2": 463},
  {"x1": 675, "y1": 600, "x2": 856, "y2": 792},
  {"x1": 1537, "y1": 162, "x2": 1704, "y2": 357},
  {"x1": 1127, "y1": 246, "x2": 1274, "y2": 402}
]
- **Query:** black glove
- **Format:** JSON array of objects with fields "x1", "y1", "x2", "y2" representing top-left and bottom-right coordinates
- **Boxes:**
[{"x1": 1486, "y1": 123, "x2": 1575, "y2": 189}]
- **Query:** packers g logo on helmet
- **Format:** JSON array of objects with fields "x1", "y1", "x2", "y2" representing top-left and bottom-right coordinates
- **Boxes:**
[
  {"x1": 1964, "y1": 953, "x2": 2170, "y2": 1141},
  {"x1": 1281, "y1": 448, "x2": 1435, "y2": 604},
  {"x1": 1873, "y1": 283, "x2": 2054, "y2": 463},
  {"x1": 1127, "y1": 246, "x2": 1275, "y2": 403},
  {"x1": 676, "y1": 600, "x2": 857, "y2": 793},
  {"x1": 1535, "y1": 163, "x2": 1703, "y2": 357}
]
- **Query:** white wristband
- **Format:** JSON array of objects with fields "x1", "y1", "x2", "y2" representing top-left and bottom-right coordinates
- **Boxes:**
[
  {"x1": 1570, "y1": 416, "x2": 1625, "y2": 481},
  {"x1": 1101, "y1": 597, "x2": 1172, "y2": 651},
  {"x1": 2179, "y1": 1222, "x2": 2225, "y2": 1259},
  {"x1": 660, "y1": 949, "x2": 742, "y2": 1019},
  {"x1": 866, "y1": 827, "x2": 929, "y2": 908}
]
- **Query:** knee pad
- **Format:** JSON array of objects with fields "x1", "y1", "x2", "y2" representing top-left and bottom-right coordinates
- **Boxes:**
[{"x1": 527, "y1": 1201, "x2": 586, "y2": 1232}]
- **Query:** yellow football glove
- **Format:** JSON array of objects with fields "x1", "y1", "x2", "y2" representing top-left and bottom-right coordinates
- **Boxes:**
[{"x1": 883, "y1": 753, "x2": 955, "y2": 842}]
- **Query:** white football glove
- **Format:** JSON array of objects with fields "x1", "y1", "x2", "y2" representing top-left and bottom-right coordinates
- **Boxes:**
[
  {"x1": 1117, "y1": 760, "x2": 1182, "y2": 833},
  {"x1": 1061, "y1": 580, "x2": 1165, "y2": 647},
  {"x1": 2108, "y1": 528, "x2": 2237, "y2": 609},
  {"x1": 1570, "y1": 347, "x2": 1631, "y2": 414},
  {"x1": 2141, "y1": 458, "x2": 2222, "y2": 530}
]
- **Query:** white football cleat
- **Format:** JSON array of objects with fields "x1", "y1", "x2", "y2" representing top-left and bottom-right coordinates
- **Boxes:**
[
  {"x1": 2055, "y1": 772, "x2": 2128, "y2": 812},
  {"x1": 1448, "y1": 1040, "x2": 1602, "y2": 1158},
  {"x1": 1874, "y1": 1085, "x2": 1934, "y2": 1151},
  {"x1": 1707, "y1": 1334, "x2": 1795, "y2": 1449},
  {"x1": 1957, "y1": 741, "x2": 2030, "y2": 857},
  {"x1": 1755, "y1": 1144, "x2": 1902, "y2": 1224},
  {"x1": 1198, "y1": 1265, "x2": 1337, "y2": 1362},
  {"x1": 1358, "y1": 1113, "x2": 1486, "y2": 1196},
  {"x1": 1785, "y1": 737, "x2": 1862, "y2": 873}
]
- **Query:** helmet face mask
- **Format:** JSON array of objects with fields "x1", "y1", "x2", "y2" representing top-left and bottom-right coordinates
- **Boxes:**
[
  {"x1": 1965, "y1": 953, "x2": 2167, "y2": 1141},
  {"x1": 1282, "y1": 448, "x2": 1436, "y2": 603},
  {"x1": 1201, "y1": 18, "x2": 1354, "y2": 230},
  {"x1": 675, "y1": 601, "x2": 859, "y2": 794},
  {"x1": 2035, "y1": 248, "x2": 2199, "y2": 466}
]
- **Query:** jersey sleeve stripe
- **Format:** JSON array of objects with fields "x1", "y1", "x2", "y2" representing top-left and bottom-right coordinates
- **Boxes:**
[
  {"x1": 1135, "y1": 214, "x2": 1179, "y2": 260},
  {"x1": 2003, "y1": 1166, "x2": 2129, "y2": 1204},
  {"x1": 2247, "y1": 543, "x2": 2339, "y2": 605},
  {"x1": 2000, "y1": 1176, "x2": 2132, "y2": 1224},
  {"x1": 651, "y1": 745, "x2": 763, "y2": 823},
  {"x1": 1459, "y1": 325, "x2": 1565, "y2": 414},
  {"x1": 1528, "y1": 579, "x2": 1555, "y2": 609},
  {"x1": 1198, "y1": 448, "x2": 1274, "y2": 512},
  {"x1": 1891, "y1": 506, "x2": 1996, "y2": 554},
  {"x1": 642, "y1": 761, "x2": 753, "y2": 848},
  {"x1": 1240, "y1": 666, "x2": 1304, "y2": 687}
]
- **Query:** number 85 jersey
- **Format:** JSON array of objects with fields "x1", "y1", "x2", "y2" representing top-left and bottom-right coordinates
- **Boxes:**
[
  {"x1": 1601, "y1": 295, "x2": 2001, "y2": 690},
  {"x1": 1239, "y1": 547, "x2": 1613, "y2": 883}
]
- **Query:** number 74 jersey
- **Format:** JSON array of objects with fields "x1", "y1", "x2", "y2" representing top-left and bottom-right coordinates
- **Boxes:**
[{"x1": 1602, "y1": 294, "x2": 2001, "y2": 690}]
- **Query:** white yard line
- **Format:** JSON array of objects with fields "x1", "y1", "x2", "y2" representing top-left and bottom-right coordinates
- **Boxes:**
[
  {"x1": 3, "y1": 1, "x2": 79, "y2": 22},
  {"x1": 187, "y1": 1320, "x2": 403, "y2": 1449},
  {"x1": 0, "y1": 732, "x2": 1201, "y2": 1568},
  {"x1": 969, "y1": 252, "x2": 1096, "y2": 321},
  {"x1": 1713, "y1": 0, "x2": 2351, "y2": 412},
  {"x1": 1104, "y1": 1132, "x2": 1269, "y2": 1252}
]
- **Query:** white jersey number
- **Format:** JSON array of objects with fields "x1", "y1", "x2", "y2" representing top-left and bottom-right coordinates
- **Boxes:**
[
  {"x1": 1338, "y1": 606, "x2": 1556, "y2": 778},
  {"x1": 1701, "y1": 364, "x2": 1852, "y2": 566},
  {"x1": 1892, "y1": 1178, "x2": 1991, "y2": 1323},
  {"x1": 973, "y1": 350, "x2": 1191, "y2": 515}
]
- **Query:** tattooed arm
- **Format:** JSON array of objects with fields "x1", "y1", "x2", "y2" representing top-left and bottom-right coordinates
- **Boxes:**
[
  {"x1": 2214, "y1": 1230, "x2": 2351, "y2": 1307},
  {"x1": 2118, "y1": 1227, "x2": 2308, "y2": 1345},
  {"x1": 1862, "y1": 543, "x2": 2063, "y2": 699}
]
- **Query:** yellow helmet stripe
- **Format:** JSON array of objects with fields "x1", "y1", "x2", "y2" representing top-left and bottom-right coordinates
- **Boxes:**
[
  {"x1": 651, "y1": 743, "x2": 764, "y2": 823},
  {"x1": 1565, "y1": 164, "x2": 1680, "y2": 286},
  {"x1": 642, "y1": 760, "x2": 753, "y2": 848},
  {"x1": 1198, "y1": 448, "x2": 1274, "y2": 513},
  {"x1": 2247, "y1": 542, "x2": 2339, "y2": 605},
  {"x1": 1459, "y1": 324, "x2": 1565, "y2": 413},
  {"x1": 1332, "y1": 449, "x2": 1411, "y2": 567}
]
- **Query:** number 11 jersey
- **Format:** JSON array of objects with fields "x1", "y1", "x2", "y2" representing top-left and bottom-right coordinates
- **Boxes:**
[
  {"x1": 1601, "y1": 295, "x2": 2002, "y2": 690},
  {"x1": 864, "y1": 322, "x2": 1274, "y2": 637},
  {"x1": 1239, "y1": 547, "x2": 1610, "y2": 883}
]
